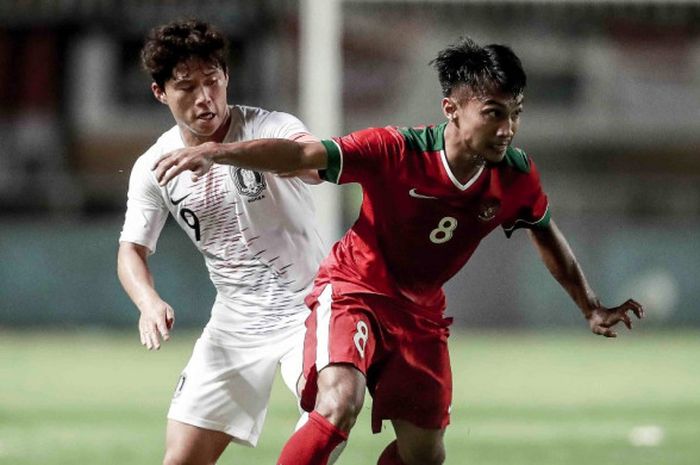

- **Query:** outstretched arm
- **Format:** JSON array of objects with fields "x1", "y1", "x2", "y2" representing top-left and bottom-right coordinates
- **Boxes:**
[
  {"x1": 528, "y1": 220, "x2": 644, "y2": 337},
  {"x1": 152, "y1": 139, "x2": 328, "y2": 186}
]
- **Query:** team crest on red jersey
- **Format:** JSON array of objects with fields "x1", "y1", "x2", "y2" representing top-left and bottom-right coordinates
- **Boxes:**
[{"x1": 478, "y1": 198, "x2": 500, "y2": 222}]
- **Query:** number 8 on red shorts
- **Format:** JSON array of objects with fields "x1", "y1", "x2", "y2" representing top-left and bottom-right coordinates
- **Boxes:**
[{"x1": 300, "y1": 283, "x2": 453, "y2": 433}]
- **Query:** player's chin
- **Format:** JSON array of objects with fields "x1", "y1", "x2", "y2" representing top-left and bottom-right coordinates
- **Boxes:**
[
  {"x1": 194, "y1": 117, "x2": 219, "y2": 132},
  {"x1": 189, "y1": 119, "x2": 220, "y2": 137},
  {"x1": 484, "y1": 145, "x2": 508, "y2": 163}
]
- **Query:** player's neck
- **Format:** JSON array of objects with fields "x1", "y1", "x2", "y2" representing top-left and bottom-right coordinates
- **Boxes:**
[
  {"x1": 181, "y1": 107, "x2": 232, "y2": 147},
  {"x1": 444, "y1": 122, "x2": 486, "y2": 184}
]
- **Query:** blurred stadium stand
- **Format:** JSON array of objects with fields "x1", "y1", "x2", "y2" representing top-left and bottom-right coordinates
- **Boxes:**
[{"x1": 0, "y1": 0, "x2": 698, "y2": 329}]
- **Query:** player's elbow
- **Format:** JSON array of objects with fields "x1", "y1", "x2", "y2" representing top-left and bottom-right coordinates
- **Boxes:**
[{"x1": 117, "y1": 242, "x2": 149, "y2": 276}]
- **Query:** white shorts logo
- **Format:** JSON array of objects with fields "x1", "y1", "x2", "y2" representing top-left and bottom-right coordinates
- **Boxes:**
[
  {"x1": 353, "y1": 320, "x2": 369, "y2": 358},
  {"x1": 173, "y1": 373, "x2": 187, "y2": 398}
]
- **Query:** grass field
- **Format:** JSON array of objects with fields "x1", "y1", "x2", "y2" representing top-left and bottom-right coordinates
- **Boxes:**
[{"x1": 1, "y1": 329, "x2": 699, "y2": 465}]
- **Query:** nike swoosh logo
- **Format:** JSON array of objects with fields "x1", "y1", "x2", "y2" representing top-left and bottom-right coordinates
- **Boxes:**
[
  {"x1": 170, "y1": 193, "x2": 191, "y2": 205},
  {"x1": 408, "y1": 188, "x2": 438, "y2": 199}
]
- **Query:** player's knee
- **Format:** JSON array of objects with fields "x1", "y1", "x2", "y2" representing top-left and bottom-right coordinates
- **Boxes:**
[
  {"x1": 400, "y1": 441, "x2": 445, "y2": 465},
  {"x1": 400, "y1": 440, "x2": 445, "y2": 465},
  {"x1": 316, "y1": 386, "x2": 364, "y2": 431},
  {"x1": 163, "y1": 449, "x2": 214, "y2": 465},
  {"x1": 162, "y1": 452, "x2": 188, "y2": 465},
  {"x1": 315, "y1": 366, "x2": 366, "y2": 431}
]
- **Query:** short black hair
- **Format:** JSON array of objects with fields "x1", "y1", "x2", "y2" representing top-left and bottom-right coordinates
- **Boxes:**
[
  {"x1": 141, "y1": 19, "x2": 228, "y2": 89},
  {"x1": 430, "y1": 37, "x2": 526, "y2": 100}
]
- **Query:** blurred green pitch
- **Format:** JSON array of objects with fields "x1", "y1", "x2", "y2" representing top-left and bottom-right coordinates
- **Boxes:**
[{"x1": 1, "y1": 330, "x2": 698, "y2": 465}]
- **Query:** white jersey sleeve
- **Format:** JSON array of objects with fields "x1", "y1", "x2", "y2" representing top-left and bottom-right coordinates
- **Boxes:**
[
  {"x1": 119, "y1": 154, "x2": 169, "y2": 254},
  {"x1": 252, "y1": 110, "x2": 314, "y2": 141}
]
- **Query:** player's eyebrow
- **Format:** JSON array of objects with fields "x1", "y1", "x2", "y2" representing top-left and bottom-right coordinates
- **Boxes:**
[
  {"x1": 482, "y1": 96, "x2": 524, "y2": 109},
  {"x1": 172, "y1": 66, "x2": 221, "y2": 83},
  {"x1": 482, "y1": 99, "x2": 506, "y2": 107}
]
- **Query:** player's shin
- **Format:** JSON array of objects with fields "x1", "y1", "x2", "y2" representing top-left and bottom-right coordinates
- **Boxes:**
[
  {"x1": 277, "y1": 411, "x2": 348, "y2": 465},
  {"x1": 293, "y1": 411, "x2": 345, "y2": 464}
]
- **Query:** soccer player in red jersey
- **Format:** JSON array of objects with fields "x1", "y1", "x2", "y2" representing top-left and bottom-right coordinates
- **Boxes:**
[{"x1": 152, "y1": 37, "x2": 644, "y2": 465}]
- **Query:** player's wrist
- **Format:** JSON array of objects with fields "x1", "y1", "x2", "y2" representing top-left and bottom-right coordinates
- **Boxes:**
[
  {"x1": 578, "y1": 292, "x2": 600, "y2": 318},
  {"x1": 135, "y1": 292, "x2": 164, "y2": 313}
]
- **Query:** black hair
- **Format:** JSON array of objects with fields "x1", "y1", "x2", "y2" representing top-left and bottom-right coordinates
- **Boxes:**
[
  {"x1": 141, "y1": 19, "x2": 228, "y2": 89},
  {"x1": 430, "y1": 37, "x2": 526, "y2": 99}
]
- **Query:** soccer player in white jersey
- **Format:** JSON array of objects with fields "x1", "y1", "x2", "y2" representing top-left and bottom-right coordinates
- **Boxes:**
[{"x1": 117, "y1": 19, "x2": 332, "y2": 465}]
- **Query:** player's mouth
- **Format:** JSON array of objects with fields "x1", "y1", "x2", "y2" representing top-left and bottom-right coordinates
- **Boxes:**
[{"x1": 196, "y1": 112, "x2": 216, "y2": 121}]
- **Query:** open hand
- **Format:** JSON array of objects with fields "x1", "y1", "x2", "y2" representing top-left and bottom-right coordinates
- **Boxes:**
[
  {"x1": 152, "y1": 142, "x2": 218, "y2": 186},
  {"x1": 139, "y1": 299, "x2": 175, "y2": 350},
  {"x1": 587, "y1": 299, "x2": 644, "y2": 338}
]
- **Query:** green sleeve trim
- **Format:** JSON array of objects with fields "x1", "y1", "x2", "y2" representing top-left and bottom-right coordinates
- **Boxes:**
[
  {"x1": 503, "y1": 205, "x2": 551, "y2": 238},
  {"x1": 504, "y1": 146, "x2": 531, "y2": 173},
  {"x1": 399, "y1": 122, "x2": 446, "y2": 152},
  {"x1": 319, "y1": 139, "x2": 342, "y2": 183}
]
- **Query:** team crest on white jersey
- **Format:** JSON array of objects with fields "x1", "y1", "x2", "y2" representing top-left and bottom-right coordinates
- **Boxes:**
[{"x1": 233, "y1": 168, "x2": 266, "y2": 200}]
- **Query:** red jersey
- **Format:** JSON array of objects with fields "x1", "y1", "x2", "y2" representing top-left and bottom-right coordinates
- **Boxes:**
[{"x1": 316, "y1": 123, "x2": 550, "y2": 315}]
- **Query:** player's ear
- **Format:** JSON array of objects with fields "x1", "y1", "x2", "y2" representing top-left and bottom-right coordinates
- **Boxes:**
[
  {"x1": 442, "y1": 97, "x2": 457, "y2": 122},
  {"x1": 151, "y1": 82, "x2": 168, "y2": 105}
]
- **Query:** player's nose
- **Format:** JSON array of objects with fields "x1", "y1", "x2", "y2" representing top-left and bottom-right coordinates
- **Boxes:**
[
  {"x1": 194, "y1": 84, "x2": 213, "y2": 105},
  {"x1": 497, "y1": 118, "x2": 515, "y2": 138}
]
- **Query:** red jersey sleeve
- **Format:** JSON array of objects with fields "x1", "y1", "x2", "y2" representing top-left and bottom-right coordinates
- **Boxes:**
[
  {"x1": 319, "y1": 126, "x2": 405, "y2": 185},
  {"x1": 502, "y1": 157, "x2": 551, "y2": 237}
]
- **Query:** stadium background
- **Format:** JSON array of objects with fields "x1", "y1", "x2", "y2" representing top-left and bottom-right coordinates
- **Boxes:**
[{"x1": 0, "y1": 1, "x2": 698, "y2": 464}]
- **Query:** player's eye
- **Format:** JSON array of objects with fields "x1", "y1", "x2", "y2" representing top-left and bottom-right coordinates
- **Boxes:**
[{"x1": 483, "y1": 109, "x2": 501, "y2": 119}]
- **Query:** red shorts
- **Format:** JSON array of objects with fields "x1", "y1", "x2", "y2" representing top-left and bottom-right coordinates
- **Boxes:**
[{"x1": 301, "y1": 282, "x2": 453, "y2": 433}]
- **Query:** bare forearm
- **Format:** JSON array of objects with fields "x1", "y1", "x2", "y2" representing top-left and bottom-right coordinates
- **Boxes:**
[
  {"x1": 529, "y1": 222, "x2": 599, "y2": 317},
  {"x1": 117, "y1": 243, "x2": 160, "y2": 312},
  {"x1": 153, "y1": 139, "x2": 328, "y2": 186},
  {"x1": 210, "y1": 139, "x2": 326, "y2": 173},
  {"x1": 118, "y1": 242, "x2": 175, "y2": 349}
]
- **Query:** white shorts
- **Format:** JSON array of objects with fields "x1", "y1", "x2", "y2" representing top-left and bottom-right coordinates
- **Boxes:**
[{"x1": 167, "y1": 322, "x2": 306, "y2": 447}]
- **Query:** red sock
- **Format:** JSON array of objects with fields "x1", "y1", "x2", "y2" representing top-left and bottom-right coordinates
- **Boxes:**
[
  {"x1": 377, "y1": 440, "x2": 406, "y2": 465},
  {"x1": 277, "y1": 411, "x2": 348, "y2": 465}
]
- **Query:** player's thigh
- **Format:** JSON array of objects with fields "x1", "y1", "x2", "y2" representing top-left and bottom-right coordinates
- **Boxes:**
[
  {"x1": 164, "y1": 419, "x2": 231, "y2": 465},
  {"x1": 392, "y1": 418, "x2": 446, "y2": 465},
  {"x1": 305, "y1": 285, "x2": 380, "y2": 377},
  {"x1": 300, "y1": 286, "x2": 380, "y2": 413},
  {"x1": 168, "y1": 329, "x2": 282, "y2": 445},
  {"x1": 172, "y1": 330, "x2": 279, "y2": 409},
  {"x1": 278, "y1": 321, "x2": 307, "y2": 397},
  {"x1": 369, "y1": 301, "x2": 452, "y2": 433}
]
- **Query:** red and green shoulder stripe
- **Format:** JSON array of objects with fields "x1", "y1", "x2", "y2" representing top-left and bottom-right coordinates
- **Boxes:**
[
  {"x1": 501, "y1": 146, "x2": 551, "y2": 236},
  {"x1": 319, "y1": 123, "x2": 447, "y2": 183},
  {"x1": 397, "y1": 122, "x2": 446, "y2": 153},
  {"x1": 318, "y1": 124, "x2": 540, "y2": 185},
  {"x1": 503, "y1": 145, "x2": 531, "y2": 173},
  {"x1": 503, "y1": 205, "x2": 551, "y2": 237}
]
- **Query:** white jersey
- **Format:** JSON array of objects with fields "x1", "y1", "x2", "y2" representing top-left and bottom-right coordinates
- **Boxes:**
[{"x1": 120, "y1": 105, "x2": 326, "y2": 336}]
